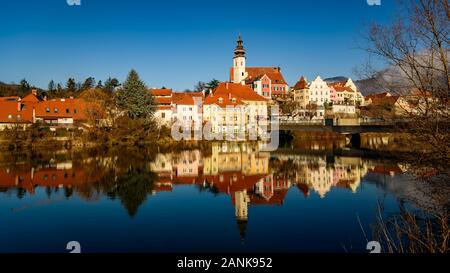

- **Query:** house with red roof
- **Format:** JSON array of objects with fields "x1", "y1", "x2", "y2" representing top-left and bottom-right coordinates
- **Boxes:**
[
  {"x1": 292, "y1": 76, "x2": 310, "y2": 107},
  {"x1": 172, "y1": 92, "x2": 204, "y2": 133},
  {"x1": 329, "y1": 79, "x2": 365, "y2": 105},
  {"x1": 34, "y1": 98, "x2": 87, "y2": 125},
  {"x1": 0, "y1": 99, "x2": 34, "y2": 130},
  {"x1": 203, "y1": 82, "x2": 268, "y2": 139},
  {"x1": 0, "y1": 89, "x2": 88, "y2": 130},
  {"x1": 150, "y1": 88, "x2": 174, "y2": 126},
  {"x1": 230, "y1": 35, "x2": 289, "y2": 99}
]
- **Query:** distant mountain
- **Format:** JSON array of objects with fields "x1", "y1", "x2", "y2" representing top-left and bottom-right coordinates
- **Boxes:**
[
  {"x1": 0, "y1": 81, "x2": 21, "y2": 97},
  {"x1": 355, "y1": 76, "x2": 385, "y2": 96},
  {"x1": 324, "y1": 76, "x2": 348, "y2": 83},
  {"x1": 323, "y1": 75, "x2": 385, "y2": 96},
  {"x1": 0, "y1": 81, "x2": 45, "y2": 97}
]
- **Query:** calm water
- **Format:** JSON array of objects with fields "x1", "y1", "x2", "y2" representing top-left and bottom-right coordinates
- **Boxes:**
[{"x1": 0, "y1": 141, "x2": 440, "y2": 253}]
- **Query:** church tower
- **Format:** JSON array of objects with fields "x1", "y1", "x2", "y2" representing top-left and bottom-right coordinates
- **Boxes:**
[{"x1": 233, "y1": 35, "x2": 247, "y2": 84}]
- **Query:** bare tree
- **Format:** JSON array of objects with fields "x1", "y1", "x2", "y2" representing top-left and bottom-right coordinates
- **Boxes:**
[{"x1": 363, "y1": 0, "x2": 449, "y2": 176}]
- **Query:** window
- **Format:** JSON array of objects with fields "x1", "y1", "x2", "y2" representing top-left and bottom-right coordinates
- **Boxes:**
[
  {"x1": 161, "y1": 112, "x2": 165, "y2": 118},
  {"x1": 46, "y1": 107, "x2": 50, "y2": 113},
  {"x1": 17, "y1": 114, "x2": 21, "y2": 120},
  {"x1": 66, "y1": 109, "x2": 70, "y2": 114},
  {"x1": 74, "y1": 109, "x2": 78, "y2": 114},
  {"x1": 8, "y1": 114, "x2": 12, "y2": 119},
  {"x1": 218, "y1": 98, "x2": 223, "y2": 103},
  {"x1": 54, "y1": 108, "x2": 58, "y2": 113}
]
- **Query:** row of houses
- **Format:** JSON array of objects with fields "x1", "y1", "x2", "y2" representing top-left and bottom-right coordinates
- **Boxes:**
[
  {"x1": 292, "y1": 76, "x2": 365, "y2": 107},
  {"x1": 149, "y1": 36, "x2": 368, "y2": 128},
  {"x1": 0, "y1": 90, "x2": 87, "y2": 131},
  {"x1": 2, "y1": 35, "x2": 432, "y2": 133},
  {"x1": 151, "y1": 82, "x2": 269, "y2": 138}
]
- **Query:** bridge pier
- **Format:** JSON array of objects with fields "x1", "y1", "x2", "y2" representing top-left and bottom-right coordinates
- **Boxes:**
[{"x1": 345, "y1": 133, "x2": 361, "y2": 149}]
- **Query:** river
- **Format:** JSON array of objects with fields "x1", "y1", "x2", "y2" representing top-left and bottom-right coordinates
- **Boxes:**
[{"x1": 0, "y1": 139, "x2": 446, "y2": 253}]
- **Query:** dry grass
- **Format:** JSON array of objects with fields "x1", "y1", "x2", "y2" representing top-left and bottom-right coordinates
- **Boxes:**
[{"x1": 373, "y1": 204, "x2": 449, "y2": 253}]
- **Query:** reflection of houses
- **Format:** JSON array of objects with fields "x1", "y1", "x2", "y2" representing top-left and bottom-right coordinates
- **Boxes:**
[
  {"x1": 149, "y1": 143, "x2": 275, "y2": 242},
  {"x1": 0, "y1": 162, "x2": 86, "y2": 195},
  {"x1": 203, "y1": 143, "x2": 269, "y2": 176},
  {"x1": 275, "y1": 154, "x2": 368, "y2": 198}
]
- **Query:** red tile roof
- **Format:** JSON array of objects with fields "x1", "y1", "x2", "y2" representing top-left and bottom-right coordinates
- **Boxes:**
[
  {"x1": 204, "y1": 94, "x2": 243, "y2": 107},
  {"x1": 230, "y1": 67, "x2": 287, "y2": 85},
  {"x1": 205, "y1": 82, "x2": 267, "y2": 107},
  {"x1": 150, "y1": 88, "x2": 173, "y2": 96},
  {"x1": 369, "y1": 165, "x2": 403, "y2": 175},
  {"x1": 366, "y1": 92, "x2": 400, "y2": 105},
  {"x1": 249, "y1": 189, "x2": 289, "y2": 206},
  {"x1": 0, "y1": 101, "x2": 33, "y2": 123},
  {"x1": 333, "y1": 86, "x2": 354, "y2": 93},
  {"x1": 155, "y1": 97, "x2": 172, "y2": 105},
  {"x1": 21, "y1": 92, "x2": 40, "y2": 103},
  {"x1": 204, "y1": 172, "x2": 267, "y2": 194},
  {"x1": 34, "y1": 99, "x2": 87, "y2": 120},
  {"x1": 293, "y1": 76, "x2": 309, "y2": 90},
  {"x1": 172, "y1": 92, "x2": 204, "y2": 105}
]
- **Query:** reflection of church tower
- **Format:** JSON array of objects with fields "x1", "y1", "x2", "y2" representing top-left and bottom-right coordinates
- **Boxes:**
[
  {"x1": 233, "y1": 35, "x2": 247, "y2": 84},
  {"x1": 233, "y1": 190, "x2": 250, "y2": 243},
  {"x1": 236, "y1": 219, "x2": 248, "y2": 244}
]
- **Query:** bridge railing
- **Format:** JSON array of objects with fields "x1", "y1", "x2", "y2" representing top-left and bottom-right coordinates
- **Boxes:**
[{"x1": 278, "y1": 118, "x2": 325, "y2": 126}]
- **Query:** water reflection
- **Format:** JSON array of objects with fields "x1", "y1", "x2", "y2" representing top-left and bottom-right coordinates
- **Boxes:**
[
  {"x1": 3, "y1": 142, "x2": 446, "y2": 252},
  {"x1": 0, "y1": 143, "x2": 406, "y2": 220}
]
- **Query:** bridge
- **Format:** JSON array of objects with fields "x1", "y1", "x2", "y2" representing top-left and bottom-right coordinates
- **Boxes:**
[{"x1": 276, "y1": 118, "x2": 398, "y2": 134}]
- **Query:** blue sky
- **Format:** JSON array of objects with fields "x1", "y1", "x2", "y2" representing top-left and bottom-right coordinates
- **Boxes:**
[{"x1": 0, "y1": 0, "x2": 397, "y2": 90}]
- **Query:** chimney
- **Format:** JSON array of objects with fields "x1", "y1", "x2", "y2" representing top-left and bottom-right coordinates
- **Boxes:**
[
  {"x1": 226, "y1": 82, "x2": 229, "y2": 89},
  {"x1": 229, "y1": 93, "x2": 232, "y2": 100},
  {"x1": 31, "y1": 89, "x2": 38, "y2": 96},
  {"x1": 17, "y1": 101, "x2": 21, "y2": 112},
  {"x1": 43, "y1": 96, "x2": 47, "y2": 101}
]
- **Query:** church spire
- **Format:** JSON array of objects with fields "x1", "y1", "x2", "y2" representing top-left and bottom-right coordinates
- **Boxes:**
[{"x1": 234, "y1": 34, "x2": 245, "y2": 58}]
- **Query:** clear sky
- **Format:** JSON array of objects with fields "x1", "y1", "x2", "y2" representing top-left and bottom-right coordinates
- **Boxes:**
[{"x1": 0, "y1": 0, "x2": 398, "y2": 90}]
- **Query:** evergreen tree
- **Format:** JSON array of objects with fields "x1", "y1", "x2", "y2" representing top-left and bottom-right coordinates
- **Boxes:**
[
  {"x1": 206, "y1": 79, "x2": 220, "y2": 89},
  {"x1": 48, "y1": 80, "x2": 56, "y2": 98},
  {"x1": 116, "y1": 69, "x2": 154, "y2": 119},
  {"x1": 104, "y1": 77, "x2": 120, "y2": 92},
  {"x1": 48, "y1": 80, "x2": 55, "y2": 92},
  {"x1": 56, "y1": 83, "x2": 63, "y2": 94},
  {"x1": 206, "y1": 79, "x2": 220, "y2": 95},
  {"x1": 81, "y1": 77, "x2": 96, "y2": 90},
  {"x1": 96, "y1": 80, "x2": 103, "y2": 89},
  {"x1": 19, "y1": 79, "x2": 30, "y2": 94},
  {"x1": 66, "y1": 78, "x2": 76, "y2": 94}
]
